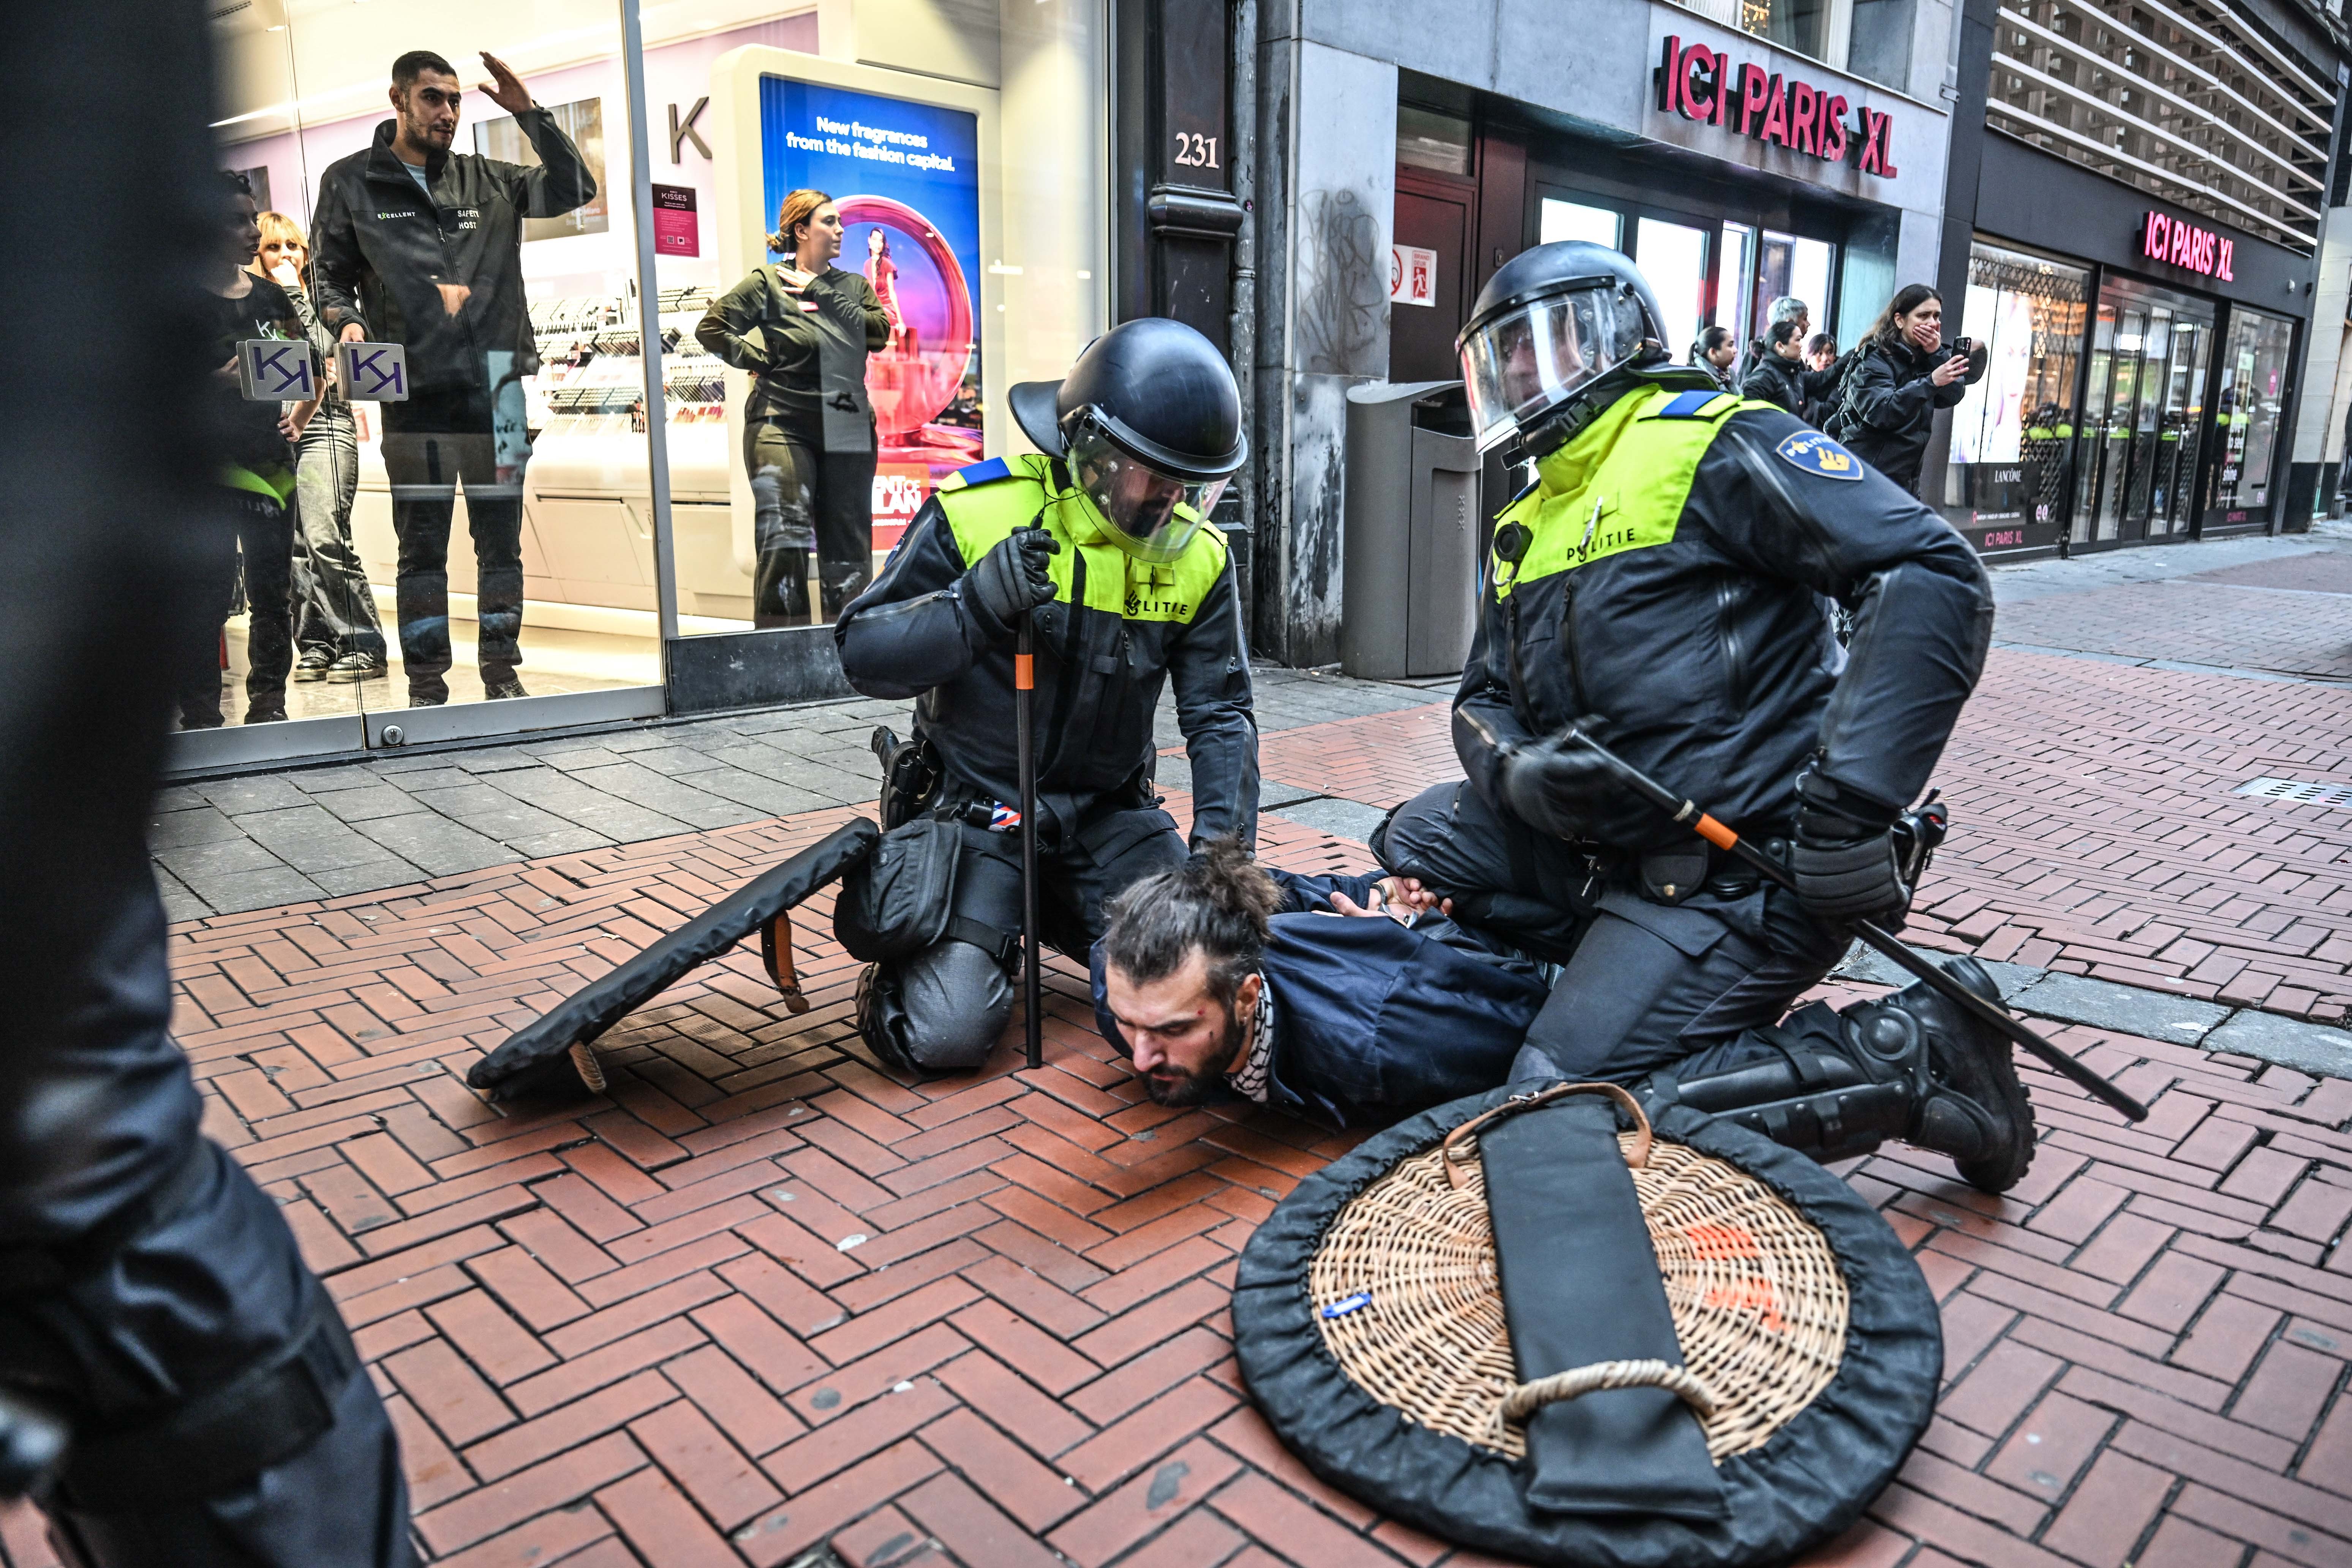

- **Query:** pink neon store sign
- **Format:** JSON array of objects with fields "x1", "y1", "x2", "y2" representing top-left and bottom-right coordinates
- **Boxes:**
[
  {"x1": 1655, "y1": 36, "x2": 1900, "y2": 176},
  {"x1": 2141, "y1": 209, "x2": 2235, "y2": 281}
]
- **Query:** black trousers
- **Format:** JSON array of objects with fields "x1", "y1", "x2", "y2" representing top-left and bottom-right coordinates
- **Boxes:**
[
  {"x1": 5, "y1": 1142, "x2": 413, "y2": 1568},
  {"x1": 1372, "y1": 780, "x2": 1594, "y2": 965},
  {"x1": 891, "y1": 806, "x2": 1187, "y2": 1069},
  {"x1": 380, "y1": 384, "x2": 531, "y2": 691},
  {"x1": 176, "y1": 485, "x2": 294, "y2": 728},
  {"x1": 744, "y1": 419, "x2": 874, "y2": 627},
  {"x1": 1375, "y1": 781, "x2": 1848, "y2": 1085}
]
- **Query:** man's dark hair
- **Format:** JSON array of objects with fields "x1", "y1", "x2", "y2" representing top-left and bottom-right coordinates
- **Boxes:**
[
  {"x1": 392, "y1": 51, "x2": 458, "y2": 92},
  {"x1": 1101, "y1": 838, "x2": 1280, "y2": 1006},
  {"x1": 220, "y1": 169, "x2": 252, "y2": 199}
]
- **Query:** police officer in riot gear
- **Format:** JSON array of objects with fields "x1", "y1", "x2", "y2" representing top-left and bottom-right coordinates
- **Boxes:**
[
  {"x1": 835, "y1": 318, "x2": 1258, "y2": 1074},
  {"x1": 1378, "y1": 241, "x2": 2035, "y2": 1192}
]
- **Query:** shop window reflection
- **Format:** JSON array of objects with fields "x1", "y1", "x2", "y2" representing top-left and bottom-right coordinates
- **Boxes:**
[
  {"x1": 2210, "y1": 307, "x2": 2294, "y2": 523},
  {"x1": 1947, "y1": 242, "x2": 2087, "y2": 550},
  {"x1": 1539, "y1": 198, "x2": 1621, "y2": 250}
]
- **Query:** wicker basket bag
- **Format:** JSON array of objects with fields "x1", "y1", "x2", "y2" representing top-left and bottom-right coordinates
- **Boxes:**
[{"x1": 1234, "y1": 1083, "x2": 1940, "y2": 1567}]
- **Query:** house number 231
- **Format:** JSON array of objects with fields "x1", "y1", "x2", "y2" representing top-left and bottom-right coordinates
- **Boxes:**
[{"x1": 1173, "y1": 132, "x2": 1220, "y2": 169}]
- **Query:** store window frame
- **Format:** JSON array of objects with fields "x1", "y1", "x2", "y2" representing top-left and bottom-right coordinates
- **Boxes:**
[
  {"x1": 1954, "y1": 230, "x2": 2297, "y2": 557},
  {"x1": 1522, "y1": 177, "x2": 1848, "y2": 354},
  {"x1": 173, "y1": 0, "x2": 1120, "y2": 775}
]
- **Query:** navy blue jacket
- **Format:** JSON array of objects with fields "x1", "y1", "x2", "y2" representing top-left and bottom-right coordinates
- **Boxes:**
[{"x1": 1090, "y1": 870, "x2": 1549, "y2": 1131}]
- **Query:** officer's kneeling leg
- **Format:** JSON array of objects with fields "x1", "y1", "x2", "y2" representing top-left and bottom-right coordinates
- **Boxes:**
[
  {"x1": 1644, "y1": 956, "x2": 2036, "y2": 1195},
  {"x1": 1374, "y1": 781, "x2": 1587, "y2": 964},
  {"x1": 9, "y1": 1140, "x2": 411, "y2": 1568},
  {"x1": 888, "y1": 935, "x2": 1015, "y2": 1071},
  {"x1": 859, "y1": 831, "x2": 1022, "y2": 1074}
]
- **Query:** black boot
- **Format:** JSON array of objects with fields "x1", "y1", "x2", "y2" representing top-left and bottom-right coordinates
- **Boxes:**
[
  {"x1": 1654, "y1": 957, "x2": 2035, "y2": 1195},
  {"x1": 1871, "y1": 957, "x2": 2036, "y2": 1194}
]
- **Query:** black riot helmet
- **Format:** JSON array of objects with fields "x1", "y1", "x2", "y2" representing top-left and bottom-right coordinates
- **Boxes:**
[
  {"x1": 1456, "y1": 242, "x2": 1682, "y2": 457},
  {"x1": 1009, "y1": 318, "x2": 1247, "y2": 562}
]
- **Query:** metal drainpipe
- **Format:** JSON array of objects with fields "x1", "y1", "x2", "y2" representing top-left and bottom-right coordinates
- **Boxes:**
[{"x1": 1228, "y1": 0, "x2": 1260, "y2": 646}]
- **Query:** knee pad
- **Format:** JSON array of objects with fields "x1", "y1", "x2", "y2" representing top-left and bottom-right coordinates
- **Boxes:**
[{"x1": 862, "y1": 943, "x2": 1012, "y2": 1074}]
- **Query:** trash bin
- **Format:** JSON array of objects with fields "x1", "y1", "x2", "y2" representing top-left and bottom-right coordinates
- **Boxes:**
[{"x1": 1340, "y1": 380, "x2": 1481, "y2": 679}]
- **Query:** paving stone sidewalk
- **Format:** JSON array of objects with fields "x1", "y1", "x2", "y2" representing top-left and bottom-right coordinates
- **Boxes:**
[
  {"x1": 13, "y1": 779, "x2": 2352, "y2": 1568},
  {"x1": 149, "y1": 667, "x2": 1434, "y2": 922}
]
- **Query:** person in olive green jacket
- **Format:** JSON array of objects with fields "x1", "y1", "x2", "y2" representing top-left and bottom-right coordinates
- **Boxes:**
[{"x1": 697, "y1": 188, "x2": 891, "y2": 623}]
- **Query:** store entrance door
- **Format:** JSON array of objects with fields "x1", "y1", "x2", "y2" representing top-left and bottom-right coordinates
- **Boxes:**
[{"x1": 2075, "y1": 278, "x2": 2213, "y2": 548}]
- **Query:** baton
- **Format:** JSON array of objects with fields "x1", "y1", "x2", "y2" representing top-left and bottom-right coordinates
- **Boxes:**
[
  {"x1": 1562, "y1": 728, "x2": 2149, "y2": 1123},
  {"x1": 1017, "y1": 614, "x2": 1043, "y2": 1071}
]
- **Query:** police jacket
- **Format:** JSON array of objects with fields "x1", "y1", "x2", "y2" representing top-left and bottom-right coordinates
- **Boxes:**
[
  {"x1": 1087, "y1": 870, "x2": 1549, "y2": 1131},
  {"x1": 836, "y1": 454, "x2": 1258, "y2": 847},
  {"x1": 1837, "y1": 338, "x2": 1974, "y2": 493},
  {"x1": 1455, "y1": 374, "x2": 1992, "y2": 850},
  {"x1": 310, "y1": 112, "x2": 596, "y2": 394},
  {"x1": 1740, "y1": 352, "x2": 1805, "y2": 415}
]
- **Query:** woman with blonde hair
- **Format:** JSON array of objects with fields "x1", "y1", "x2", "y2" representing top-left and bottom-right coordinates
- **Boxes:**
[
  {"x1": 251, "y1": 209, "x2": 386, "y2": 681},
  {"x1": 697, "y1": 188, "x2": 891, "y2": 624}
]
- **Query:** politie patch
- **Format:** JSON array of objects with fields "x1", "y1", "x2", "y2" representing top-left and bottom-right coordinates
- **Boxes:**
[{"x1": 1775, "y1": 429, "x2": 1865, "y2": 481}]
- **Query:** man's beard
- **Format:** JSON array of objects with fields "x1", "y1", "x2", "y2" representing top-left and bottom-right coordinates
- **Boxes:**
[{"x1": 1141, "y1": 1001, "x2": 1241, "y2": 1108}]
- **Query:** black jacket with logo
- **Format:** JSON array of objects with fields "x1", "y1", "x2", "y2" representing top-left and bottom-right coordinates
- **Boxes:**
[
  {"x1": 1455, "y1": 375, "x2": 1992, "y2": 846},
  {"x1": 835, "y1": 457, "x2": 1258, "y2": 849},
  {"x1": 309, "y1": 112, "x2": 595, "y2": 394}
]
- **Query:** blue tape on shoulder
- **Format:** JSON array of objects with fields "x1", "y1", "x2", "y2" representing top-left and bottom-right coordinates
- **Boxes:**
[
  {"x1": 953, "y1": 456, "x2": 1013, "y2": 487},
  {"x1": 1656, "y1": 389, "x2": 1722, "y2": 419}
]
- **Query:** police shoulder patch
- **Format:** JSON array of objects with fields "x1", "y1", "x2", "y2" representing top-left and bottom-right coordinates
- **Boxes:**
[
  {"x1": 1775, "y1": 429, "x2": 1864, "y2": 481},
  {"x1": 940, "y1": 456, "x2": 1014, "y2": 493}
]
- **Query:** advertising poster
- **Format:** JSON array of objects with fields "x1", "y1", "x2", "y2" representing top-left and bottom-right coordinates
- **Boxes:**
[
  {"x1": 477, "y1": 98, "x2": 610, "y2": 241},
  {"x1": 760, "y1": 75, "x2": 983, "y2": 549}
]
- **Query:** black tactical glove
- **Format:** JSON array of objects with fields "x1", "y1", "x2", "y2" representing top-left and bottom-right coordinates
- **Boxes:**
[
  {"x1": 964, "y1": 526, "x2": 1059, "y2": 640},
  {"x1": 1790, "y1": 768, "x2": 1910, "y2": 923},
  {"x1": 1497, "y1": 726, "x2": 1662, "y2": 846}
]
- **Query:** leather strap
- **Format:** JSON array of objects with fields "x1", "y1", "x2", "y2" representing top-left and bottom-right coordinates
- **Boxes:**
[{"x1": 759, "y1": 910, "x2": 809, "y2": 1013}]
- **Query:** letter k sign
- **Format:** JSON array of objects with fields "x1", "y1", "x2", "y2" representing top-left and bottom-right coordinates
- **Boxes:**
[
  {"x1": 335, "y1": 340, "x2": 411, "y2": 402},
  {"x1": 240, "y1": 340, "x2": 315, "y2": 400}
]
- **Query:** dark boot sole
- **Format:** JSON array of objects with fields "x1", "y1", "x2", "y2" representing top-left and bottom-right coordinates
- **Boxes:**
[{"x1": 1937, "y1": 957, "x2": 2037, "y2": 1195}]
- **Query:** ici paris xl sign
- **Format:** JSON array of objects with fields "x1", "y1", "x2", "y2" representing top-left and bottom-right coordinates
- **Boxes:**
[
  {"x1": 2141, "y1": 209, "x2": 2235, "y2": 281},
  {"x1": 1655, "y1": 36, "x2": 1900, "y2": 176}
]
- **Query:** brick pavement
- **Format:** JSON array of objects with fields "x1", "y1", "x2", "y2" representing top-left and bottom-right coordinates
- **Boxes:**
[{"x1": 13, "y1": 761, "x2": 2352, "y2": 1566}]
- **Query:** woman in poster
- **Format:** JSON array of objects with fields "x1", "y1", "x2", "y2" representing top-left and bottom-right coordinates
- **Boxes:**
[
  {"x1": 698, "y1": 188, "x2": 891, "y2": 625},
  {"x1": 865, "y1": 226, "x2": 916, "y2": 358}
]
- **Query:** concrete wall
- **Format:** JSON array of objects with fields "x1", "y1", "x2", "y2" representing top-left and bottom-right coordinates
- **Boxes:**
[
  {"x1": 1253, "y1": 29, "x2": 1396, "y2": 666},
  {"x1": 1250, "y1": 0, "x2": 1956, "y2": 662}
]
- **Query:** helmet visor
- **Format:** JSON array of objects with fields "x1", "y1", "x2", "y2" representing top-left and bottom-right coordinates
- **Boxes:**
[
  {"x1": 1459, "y1": 282, "x2": 1650, "y2": 452},
  {"x1": 1069, "y1": 421, "x2": 1229, "y2": 562}
]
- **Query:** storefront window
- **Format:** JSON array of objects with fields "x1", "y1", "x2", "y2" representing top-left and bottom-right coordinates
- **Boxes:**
[
  {"x1": 1540, "y1": 198, "x2": 1620, "y2": 249},
  {"x1": 209, "y1": 3, "x2": 662, "y2": 737},
  {"x1": 2210, "y1": 306, "x2": 2295, "y2": 524},
  {"x1": 1947, "y1": 241, "x2": 2087, "y2": 552},
  {"x1": 202, "y1": 0, "x2": 1111, "y2": 752},
  {"x1": 1718, "y1": 222, "x2": 1757, "y2": 352},
  {"x1": 665, "y1": 1, "x2": 1107, "y2": 633},
  {"x1": 2069, "y1": 275, "x2": 2210, "y2": 546},
  {"x1": 1755, "y1": 231, "x2": 1832, "y2": 344},
  {"x1": 1638, "y1": 217, "x2": 1712, "y2": 367}
]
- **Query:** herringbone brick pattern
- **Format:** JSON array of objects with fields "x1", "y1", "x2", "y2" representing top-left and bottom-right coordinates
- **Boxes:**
[
  {"x1": 4, "y1": 771, "x2": 2350, "y2": 1566},
  {"x1": 1250, "y1": 646, "x2": 2352, "y2": 1024},
  {"x1": 1994, "y1": 578, "x2": 2352, "y2": 679}
]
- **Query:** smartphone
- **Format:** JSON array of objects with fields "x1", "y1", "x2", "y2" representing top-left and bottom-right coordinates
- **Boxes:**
[{"x1": 1950, "y1": 337, "x2": 1975, "y2": 360}]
